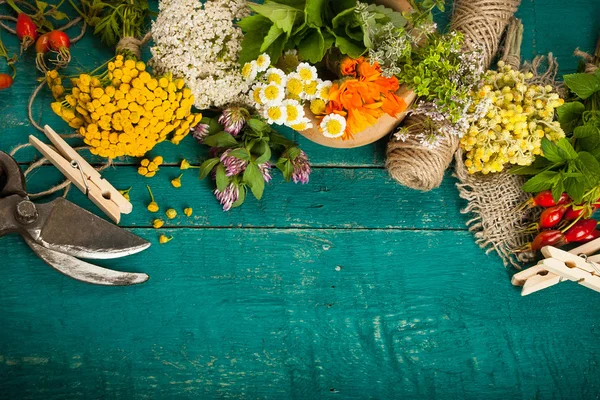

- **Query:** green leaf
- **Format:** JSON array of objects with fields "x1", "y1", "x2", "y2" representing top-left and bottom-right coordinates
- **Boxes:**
[
  {"x1": 305, "y1": 0, "x2": 326, "y2": 27},
  {"x1": 247, "y1": 118, "x2": 271, "y2": 133},
  {"x1": 243, "y1": 163, "x2": 265, "y2": 200},
  {"x1": 552, "y1": 177, "x2": 565, "y2": 204},
  {"x1": 238, "y1": 15, "x2": 274, "y2": 64},
  {"x1": 564, "y1": 73, "x2": 600, "y2": 99},
  {"x1": 202, "y1": 131, "x2": 239, "y2": 148},
  {"x1": 333, "y1": 34, "x2": 365, "y2": 58},
  {"x1": 255, "y1": 144, "x2": 272, "y2": 164},
  {"x1": 231, "y1": 186, "x2": 247, "y2": 208},
  {"x1": 522, "y1": 171, "x2": 559, "y2": 193},
  {"x1": 575, "y1": 126, "x2": 600, "y2": 152},
  {"x1": 216, "y1": 164, "x2": 229, "y2": 192},
  {"x1": 276, "y1": 158, "x2": 295, "y2": 181},
  {"x1": 557, "y1": 101, "x2": 585, "y2": 131},
  {"x1": 574, "y1": 125, "x2": 599, "y2": 138},
  {"x1": 509, "y1": 164, "x2": 545, "y2": 176},
  {"x1": 36, "y1": 0, "x2": 47, "y2": 12},
  {"x1": 269, "y1": 131, "x2": 297, "y2": 148},
  {"x1": 297, "y1": 28, "x2": 325, "y2": 63},
  {"x1": 576, "y1": 151, "x2": 600, "y2": 189},
  {"x1": 229, "y1": 148, "x2": 252, "y2": 161},
  {"x1": 555, "y1": 138, "x2": 579, "y2": 160},
  {"x1": 540, "y1": 138, "x2": 565, "y2": 163},
  {"x1": 249, "y1": 2, "x2": 304, "y2": 35},
  {"x1": 565, "y1": 177, "x2": 585, "y2": 203},
  {"x1": 260, "y1": 24, "x2": 285, "y2": 52},
  {"x1": 199, "y1": 158, "x2": 220, "y2": 180}
]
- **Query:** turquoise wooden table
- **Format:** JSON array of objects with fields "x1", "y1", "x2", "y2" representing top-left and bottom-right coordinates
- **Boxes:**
[{"x1": 1, "y1": 1, "x2": 599, "y2": 398}]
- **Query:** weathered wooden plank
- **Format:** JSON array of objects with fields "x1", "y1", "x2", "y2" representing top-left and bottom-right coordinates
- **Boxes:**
[
  {"x1": 0, "y1": 228, "x2": 599, "y2": 399},
  {"x1": 22, "y1": 165, "x2": 469, "y2": 230}
]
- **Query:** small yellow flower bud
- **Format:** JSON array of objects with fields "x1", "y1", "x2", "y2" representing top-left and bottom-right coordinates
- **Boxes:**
[
  {"x1": 166, "y1": 208, "x2": 177, "y2": 219},
  {"x1": 153, "y1": 156, "x2": 164, "y2": 165},
  {"x1": 171, "y1": 174, "x2": 183, "y2": 188},
  {"x1": 184, "y1": 207, "x2": 193, "y2": 217},
  {"x1": 180, "y1": 159, "x2": 192, "y2": 170},
  {"x1": 153, "y1": 219, "x2": 164, "y2": 229},
  {"x1": 146, "y1": 185, "x2": 159, "y2": 212},
  {"x1": 159, "y1": 234, "x2": 173, "y2": 244}
]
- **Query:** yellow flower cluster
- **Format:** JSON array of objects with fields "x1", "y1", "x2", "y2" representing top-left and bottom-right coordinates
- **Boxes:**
[
  {"x1": 48, "y1": 55, "x2": 203, "y2": 159},
  {"x1": 138, "y1": 156, "x2": 164, "y2": 178},
  {"x1": 46, "y1": 70, "x2": 65, "y2": 100},
  {"x1": 461, "y1": 62, "x2": 565, "y2": 174}
]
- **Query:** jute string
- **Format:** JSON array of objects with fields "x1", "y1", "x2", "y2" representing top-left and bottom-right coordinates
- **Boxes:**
[
  {"x1": 573, "y1": 37, "x2": 600, "y2": 74},
  {"x1": 386, "y1": 0, "x2": 521, "y2": 191},
  {"x1": 454, "y1": 18, "x2": 561, "y2": 268},
  {"x1": 12, "y1": 32, "x2": 152, "y2": 199}
]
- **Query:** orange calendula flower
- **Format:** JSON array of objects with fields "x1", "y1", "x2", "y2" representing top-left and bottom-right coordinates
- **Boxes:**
[
  {"x1": 325, "y1": 59, "x2": 407, "y2": 139},
  {"x1": 340, "y1": 56, "x2": 365, "y2": 77}
]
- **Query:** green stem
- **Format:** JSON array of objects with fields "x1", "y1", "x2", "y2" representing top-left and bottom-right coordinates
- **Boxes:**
[{"x1": 5, "y1": 0, "x2": 24, "y2": 15}]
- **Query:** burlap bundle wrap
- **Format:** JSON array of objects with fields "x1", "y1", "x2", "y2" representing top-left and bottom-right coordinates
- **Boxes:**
[
  {"x1": 386, "y1": 0, "x2": 521, "y2": 191},
  {"x1": 455, "y1": 20, "x2": 563, "y2": 268}
]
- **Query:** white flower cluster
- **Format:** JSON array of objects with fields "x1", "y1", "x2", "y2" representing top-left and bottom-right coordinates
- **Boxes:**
[
  {"x1": 242, "y1": 53, "x2": 341, "y2": 136},
  {"x1": 151, "y1": 0, "x2": 251, "y2": 110}
]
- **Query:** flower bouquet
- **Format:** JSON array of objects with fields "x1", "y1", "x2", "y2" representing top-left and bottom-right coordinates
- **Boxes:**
[{"x1": 237, "y1": 0, "x2": 441, "y2": 149}]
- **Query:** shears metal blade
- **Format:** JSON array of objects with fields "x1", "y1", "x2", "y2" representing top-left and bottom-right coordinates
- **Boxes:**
[{"x1": 0, "y1": 150, "x2": 149, "y2": 285}]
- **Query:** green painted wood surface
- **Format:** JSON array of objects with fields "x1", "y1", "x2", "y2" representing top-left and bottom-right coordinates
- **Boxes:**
[{"x1": 1, "y1": 1, "x2": 600, "y2": 398}]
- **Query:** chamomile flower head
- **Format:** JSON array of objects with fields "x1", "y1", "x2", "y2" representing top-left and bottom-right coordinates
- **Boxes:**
[
  {"x1": 290, "y1": 118, "x2": 313, "y2": 132},
  {"x1": 265, "y1": 68, "x2": 287, "y2": 86},
  {"x1": 264, "y1": 104, "x2": 288, "y2": 125},
  {"x1": 297, "y1": 62, "x2": 318, "y2": 83},
  {"x1": 301, "y1": 80, "x2": 319, "y2": 100},
  {"x1": 282, "y1": 99, "x2": 305, "y2": 126},
  {"x1": 242, "y1": 61, "x2": 258, "y2": 82},
  {"x1": 255, "y1": 53, "x2": 271, "y2": 72},
  {"x1": 259, "y1": 83, "x2": 285, "y2": 105},
  {"x1": 250, "y1": 83, "x2": 266, "y2": 107},
  {"x1": 317, "y1": 80, "x2": 332, "y2": 100},
  {"x1": 286, "y1": 73, "x2": 305, "y2": 98},
  {"x1": 320, "y1": 113, "x2": 346, "y2": 138},
  {"x1": 310, "y1": 98, "x2": 327, "y2": 115}
]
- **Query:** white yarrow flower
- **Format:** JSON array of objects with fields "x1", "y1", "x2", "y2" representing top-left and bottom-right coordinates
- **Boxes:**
[
  {"x1": 150, "y1": 0, "x2": 251, "y2": 109},
  {"x1": 320, "y1": 114, "x2": 346, "y2": 138}
]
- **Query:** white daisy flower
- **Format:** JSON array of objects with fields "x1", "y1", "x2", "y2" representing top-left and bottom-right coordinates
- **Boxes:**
[
  {"x1": 265, "y1": 68, "x2": 287, "y2": 86},
  {"x1": 320, "y1": 113, "x2": 346, "y2": 138},
  {"x1": 255, "y1": 53, "x2": 271, "y2": 72},
  {"x1": 249, "y1": 83, "x2": 266, "y2": 107},
  {"x1": 282, "y1": 99, "x2": 305, "y2": 126},
  {"x1": 264, "y1": 104, "x2": 287, "y2": 125},
  {"x1": 317, "y1": 80, "x2": 332, "y2": 101},
  {"x1": 241, "y1": 61, "x2": 258, "y2": 82},
  {"x1": 296, "y1": 62, "x2": 318, "y2": 83},
  {"x1": 290, "y1": 117, "x2": 313, "y2": 132},
  {"x1": 259, "y1": 83, "x2": 285, "y2": 106},
  {"x1": 285, "y1": 73, "x2": 305, "y2": 98}
]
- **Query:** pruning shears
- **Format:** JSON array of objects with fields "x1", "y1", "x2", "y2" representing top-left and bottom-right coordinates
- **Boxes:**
[{"x1": 0, "y1": 150, "x2": 150, "y2": 286}]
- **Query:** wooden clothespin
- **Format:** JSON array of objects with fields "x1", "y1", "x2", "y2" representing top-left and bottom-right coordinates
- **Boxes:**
[
  {"x1": 29, "y1": 125, "x2": 132, "y2": 223},
  {"x1": 512, "y1": 239, "x2": 600, "y2": 296}
]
